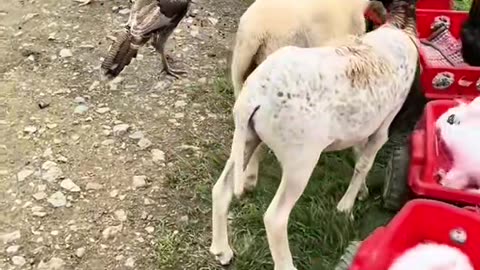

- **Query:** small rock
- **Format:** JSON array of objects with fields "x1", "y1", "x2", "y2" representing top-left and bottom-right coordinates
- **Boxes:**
[
  {"x1": 109, "y1": 189, "x2": 118, "y2": 197},
  {"x1": 74, "y1": 96, "x2": 86, "y2": 104},
  {"x1": 174, "y1": 100, "x2": 187, "y2": 107},
  {"x1": 12, "y1": 255, "x2": 26, "y2": 266},
  {"x1": 145, "y1": 226, "x2": 154, "y2": 234},
  {"x1": 60, "y1": 179, "x2": 81, "y2": 192},
  {"x1": 151, "y1": 149, "x2": 165, "y2": 163},
  {"x1": 56, "y1": 155, "x2": 68, "y2": 163},
  {"x1": 113, "y1": 124, "x2": 130, "y2": 136},
  {"x1": 85, "y1": 182, "x2": 103, "y2": 190},
  {"x1": 59, "y1": 48, "x2": 73, "y2": 58},
  {"x1": 114, "y1": 210, "x2": 127, "y2": 222},
  {"x1": 137, "y1": 138, "x2": 152, "y2": 150},
  {"x1": 41, "y1": 161, "x2": 63, "y2": 182},
  {"x1": 6, "y1": 245, "x2": 20, "y2": 254},
  {"x1": 0, "y1": 230, "x2": 21, "y2": 244},
  {"x1": 32, "y1": 206, "x2": 47, "y2": 217},
  {"x1": 118, "y1": 8, "x2": 130, "y2": 15},
  {"x1": 179, "y1": 215, "x2": 189, "y2": 223},
  {"x1": 74, "y1": 104, "x2": 89, "y2": 114},
  {"x1": 128, "y1": 131, "x2": 144, "y2": 140},
  {"x1": 96, "y1": 107, "x2": 110, "y2": 114},
  {"x1": 37, "y1": 257, "x2": 64, "y2": 270},
  {"x1": 43, "y1": 148, "x2": 53, "y2": 158},
  {"x1": 24, "y1": 125, "x2": 37, "y2": 134},
  {"x1": 125, "y1": 257, "x2": 135, "y2": 268},
  {"x1": 197, "y1": 77, "x2": 207, "y2": 84},
  {"x1": 102, "y1": 224, "x2": 123, "y2": 239},
  {"x1": 32, "y1": 192, "x2": 47, "y2": 201},
  {"x1": 17, "y1": 168, "x2": 34, "y2": 182},
  {"x1": 75, "y1": 247, "x2": 86, "y2": 258},
  {"x1": 47, "y1": 191, "x2": 67, "y2": 207},
  {"x1": 132, "y1": 175, "x2": 147, "y2": 189}
]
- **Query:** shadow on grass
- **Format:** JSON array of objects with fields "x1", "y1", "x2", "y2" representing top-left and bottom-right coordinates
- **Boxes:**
[{"x1": 157, "y1": 71, "x2": 398, "y2": 270}]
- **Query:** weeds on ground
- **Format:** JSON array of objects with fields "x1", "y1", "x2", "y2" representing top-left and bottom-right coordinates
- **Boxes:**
[{"x1": 158, "y1": 71, "x2": 397, "y2": 270}]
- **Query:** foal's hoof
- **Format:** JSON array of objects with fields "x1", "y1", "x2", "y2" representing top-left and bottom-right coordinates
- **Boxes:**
[
  {"x1": 210, "y1": 246, "x2": 234, "y2": 266},
  {"x1": 358, "y1": 187, "x2": 369, "y2": 201}
]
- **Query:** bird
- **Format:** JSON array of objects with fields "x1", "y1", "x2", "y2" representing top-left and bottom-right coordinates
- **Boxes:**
[{"x1": 101, "y1": 0, "x2": 191, "y2": 80}]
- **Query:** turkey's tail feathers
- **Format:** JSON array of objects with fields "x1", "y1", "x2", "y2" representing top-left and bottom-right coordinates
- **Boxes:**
[{"x1": 100, "y1": 30, "x2": 140, "y2": 80}]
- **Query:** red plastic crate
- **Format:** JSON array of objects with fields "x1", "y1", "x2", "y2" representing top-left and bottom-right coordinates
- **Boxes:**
[
  {"x1": 408, "y1": 99, "x2": 480, "y2": 205},
  {"x1": 417, "y1": 0, "x2": 453, "y2": 10},
  {"x1": 417, "y1": 9, "x2": 480, "y2": 99},
  {"x1": 349, "y1": 199, "x2": 480, "y2": 270}
]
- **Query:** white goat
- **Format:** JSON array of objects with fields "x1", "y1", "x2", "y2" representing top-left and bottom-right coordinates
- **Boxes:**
[
  {"x1": 388, "y1": 243, "x2": 474, "y2": 270},
  {"x1": 230, "y1": 0, "x2": 387, "y2": 195},
  {"x1": 210, "y1": 0, "x2": 419, "y2": 268}
]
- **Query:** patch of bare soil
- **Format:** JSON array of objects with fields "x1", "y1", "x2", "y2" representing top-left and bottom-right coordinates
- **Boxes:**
[{"x1": 0, "y1": 0, "x2": 244, "y2": 269}]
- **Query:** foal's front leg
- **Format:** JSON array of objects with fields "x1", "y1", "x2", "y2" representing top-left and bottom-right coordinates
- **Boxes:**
[
  {"x1": 337, "y1": 130, "x2": 388, "y2": 215},
  {"x1": 210, "y1": 159, "x2": 235, "y2": 265}
]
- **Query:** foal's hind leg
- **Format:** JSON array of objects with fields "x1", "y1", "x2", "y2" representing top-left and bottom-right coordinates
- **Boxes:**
[
  {"x1": 264, "y1": 144, "x2": 324, "y2": 270},
  {"x1": 244, "y1": 143, "x2": 265, "y2": 191}
]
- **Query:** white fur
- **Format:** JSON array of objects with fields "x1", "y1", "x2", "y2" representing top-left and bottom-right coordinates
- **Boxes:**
[
  {"x1": 388, "y1": 243, "x2": 474, "y2": 270},
  {"x1": 210, "y1": 15, "x2": 419, "y2": 269},
  {"x1": 437, "y1": 97, "x2": 480, "y2": 190}
]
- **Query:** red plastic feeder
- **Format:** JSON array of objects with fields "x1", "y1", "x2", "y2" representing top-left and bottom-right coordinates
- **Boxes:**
[
  {"x1": 417, "y1": 9, "x2": 480, "y2": 99},
  {"x1": 348, "y1": 199, "x2": 480, "y2": 270},
  {"x1": 417, "y1": 0, "x2": 454, "y2": 10}
]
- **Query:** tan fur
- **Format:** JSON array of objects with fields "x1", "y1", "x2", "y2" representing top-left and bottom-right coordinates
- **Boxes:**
[
  {"x1": 335, "y1": 38, "x2": 395, "y2": 89},
  {"x1": 231, "y1": 0, "x2": 382, "y2": 98}
]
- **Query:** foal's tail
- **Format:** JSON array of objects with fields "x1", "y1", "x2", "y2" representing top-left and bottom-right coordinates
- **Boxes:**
[{"x1": 231, "y1": 87, "x2": 261, "y2": 198}]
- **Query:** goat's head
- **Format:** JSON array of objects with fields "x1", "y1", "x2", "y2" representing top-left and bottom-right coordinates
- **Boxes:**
[{"x1": 364, "y1": 1, "x2": 388, "y2": 26}]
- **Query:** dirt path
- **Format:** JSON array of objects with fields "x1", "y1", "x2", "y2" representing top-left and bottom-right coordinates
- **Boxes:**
[{"x1": 0, "y1": 0, "x2": 245, "y2": 269}]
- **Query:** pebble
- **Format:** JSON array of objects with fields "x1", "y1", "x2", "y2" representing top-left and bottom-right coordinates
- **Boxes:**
[
  {"x1": 113, "y1": 124, "x2": 130, "y2": 136},
  {"x1": 17, "y1": 168, "x2": 34, "y2": 182},
  {"x1": 74, "y1": 104, "x2": 89, "y2": 114},
  {"x1": 37, "y1": 257, "x2": 65, "y2": 269},
  {"x1": 151, "y1": 149, "x2": 165, "y2": 163},
  {"x1": 24, "y1": 125, "x2": 37, "y2": 134},
  {"x1": 85, "y1": 182, "x2": 103, "y2": 190},
  {"x1": 102, "y1": 224, "x2": 123, "y2": 239},
  {"x1": 109, "y1": 189, "x2": 119, "y2": 197},
  {"x1": 60, "y1": 179, "x2": 81, "y2": 192},
  {"x1": 128, "y1": 131, "x2": 144, "y2": 140},
  {"x1": 41, "y1": 161, "x2": 63, "y2": 182},
  {"x1": 59, "y1": 48, "x2": 73, "y2": 58},
  {"x1": 96, "y1": 107, "x2": 110, "y2": 114},
  {"x1": 32, "y1": 206, "x2": 47, "y2": 217},
  {"x1": 75, "y1": 247, "x2": 86, "y2": 258},
  {"x1": 12, "y1": 255, "x2": 26, "y2": 266},
  {"x1": 145, "y1": 226, "x2": 154, "y2": 234},
  {"x1": 132, "y1": 175, "x2": 147, "y2": 189},
  {"x1": 0, "y1": 230, "x2": 21, "y2": 244},
  {"x1": 47, "y1": 191, "x2": 67, "y2": 207},
  {"x1": 74, "y1": 96, "x2": 86, "y2": 104},
  {"x1": 137, "y1": 138, "x2": 152, "y2": 150},
  {"x1": 118, "y1": 8, "x2": 130, "y2": 15},
  {"x1": 6, "y1": 245, "x2": 20, "y2": 254},
  {"x1": 125, "y1": 257, "x2": 135, "y2": 268},
  {"x1": 114, "y1": 209, "x2": 127, "y2": 222},
  {"x1": 32, "y1": 192, "x2": 47, "y2": 201},
  {"x1": 174, "y1": 100, "x2": 187, "y2": 107}
]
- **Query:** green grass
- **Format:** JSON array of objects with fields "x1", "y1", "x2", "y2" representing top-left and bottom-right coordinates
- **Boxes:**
[{"x1": 157, "y1": 1, "x2": 473, "y2": 269}]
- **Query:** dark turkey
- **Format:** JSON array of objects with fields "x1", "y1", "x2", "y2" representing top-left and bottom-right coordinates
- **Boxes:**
[
  {"x1": 461, "y1": 0, "x2": 480, "y2": 66},
  {"x1": 101, "y1": 0, "x2": 191, "y2": 79}
]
